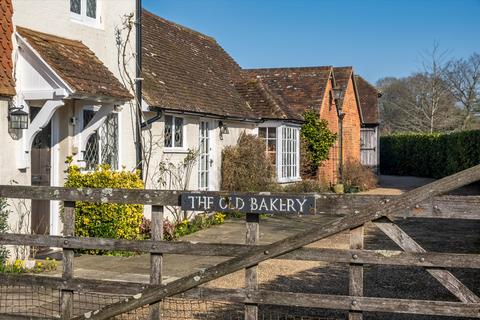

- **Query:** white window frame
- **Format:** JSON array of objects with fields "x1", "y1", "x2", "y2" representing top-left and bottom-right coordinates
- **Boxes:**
[
  {"x1": 258, "y1": 122, "x2": 301, "y2": 183},
  {"x1": 164, "y1": 114, "x2": 187, "y2": 153},
  {"x1": 70, "y1": 0, "x2": 102, "y2": 28}
]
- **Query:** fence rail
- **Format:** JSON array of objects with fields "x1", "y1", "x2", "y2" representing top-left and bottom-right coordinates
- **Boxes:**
[{"x1": 0, "y1": 163, "x2": 479, "y2": 319}]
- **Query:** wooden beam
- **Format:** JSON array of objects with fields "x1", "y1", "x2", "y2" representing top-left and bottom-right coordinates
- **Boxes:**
[
  {"x1": 1, "y1": 233, "x2": 479, "y2": 268},
  {"x1": 245, "y1": 213, "x2": 259, "y2": 320},
  {"x1": 60, "y1": 201, "x2": 75, "y2": 320},
  {"x1": 349, "y1": 225, "x2": 364, "y2": 320},
  {"x1": 374, "y1": 217, "x2": 480, "y2": 303},
  {"x1": 149, "y1": 205, "x2": 163, "y2": 320},
  {"x1": 0, "y1": 185, "x2": 479, "y2": 219},
  {"x1": 70, "y1": 164, "x2": 480, "y2": 320}
]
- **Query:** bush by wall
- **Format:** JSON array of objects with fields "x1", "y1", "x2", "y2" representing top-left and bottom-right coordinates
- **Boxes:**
[
  {"x1": 221, "y1": 133, "x2": 276, "y2": 192},
  {"x1": 380, "y1": 130, "x2": 480, "y2": 178},
  {"x1": 342, "y1": 160, "x2": 378, "y2": 192},
  {"x1": 65, "y1": 164, "x2": 144, "y2": 254}
]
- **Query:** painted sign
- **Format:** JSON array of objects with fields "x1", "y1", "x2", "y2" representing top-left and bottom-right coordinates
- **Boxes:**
[{"x1": 181, "y1": 193, "x2": 316, "y2": 215}]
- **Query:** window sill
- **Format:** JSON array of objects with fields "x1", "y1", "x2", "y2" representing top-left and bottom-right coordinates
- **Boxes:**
[
  {"x1": 70, "y1": 16, "x2": 103, "y2": 29},
  {"x1": 164, "y1": 148, "x2": 189, "y2": 154},
  {"x1": 277, "y1": 177, "x2": 302, "y2": 184}
]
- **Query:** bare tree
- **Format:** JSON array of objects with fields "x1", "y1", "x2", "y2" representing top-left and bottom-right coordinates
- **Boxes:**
[
  {"x1": 378, "y1": 44, "x2": 462, "y2": 133},
  {"x1": 442, "y1": 52, "x2": 480, "y2": 129}
]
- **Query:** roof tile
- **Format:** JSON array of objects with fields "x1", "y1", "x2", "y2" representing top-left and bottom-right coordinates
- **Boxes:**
[
  {"x1": 0, "y1": 0, "x2": 15, "y2": 96},
  {"x1": 355, "y1": 75, "x2": 380, "y2": 124}
]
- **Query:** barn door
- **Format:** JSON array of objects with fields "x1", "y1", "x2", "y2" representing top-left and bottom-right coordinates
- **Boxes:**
[
  {"x1": 31, "y1": 108, "x2": 51, "y2": 237},
  {"x1": 360, "y1": 128, "x2": 377, "y2": 168}
]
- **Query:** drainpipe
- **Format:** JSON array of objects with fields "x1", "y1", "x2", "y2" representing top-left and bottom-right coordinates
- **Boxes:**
[
  {"x1": 135, "y1": 0, "x2": 143, "y2": 175},
  {"x1": 338, "y1": 112, "x2": 345, "y2": 183}
]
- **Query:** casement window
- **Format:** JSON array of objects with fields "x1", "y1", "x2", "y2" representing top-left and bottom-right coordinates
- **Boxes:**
[
  {"x1": 164, "y1": 115, "x2": 185, "y2": 149},
  {"x1": 70, "y1": 0, "x2": 100, "y2": 27},
  {"x1": 259, "y1": 125, "x2": 300, "y2": 183},
  {"x1": 83, "y1": 110, "x2": 119, "y2": 171}
]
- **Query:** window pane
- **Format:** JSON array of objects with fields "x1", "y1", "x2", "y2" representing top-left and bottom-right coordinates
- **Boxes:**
[
  {"x1": 174, "y1": 117, "x2": 183, "y2": 147},
  {"x1": 268, "y1": 127, "x2": 276, "y2": 138},
  {"x1": 70, "y1": 0, "x2": 81, "y2": 14},
  {"x1": 86, "y1": 0, "x2": 96, "y2": 18},
  {"x1": 258, "y1": 127, "x2": 266, "y2": 138},
  {"x1": 84, "y1": 134, "x2": 99, "y2": 171},
  {"x1": 164, "y1": 116, "x2": 173, "y2": 147}
]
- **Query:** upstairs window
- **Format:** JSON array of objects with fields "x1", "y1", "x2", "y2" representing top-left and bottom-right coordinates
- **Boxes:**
[
  {"x1": 70, "y1": 0, "x2": 100, "y2": 27},
  {"x1": 164, "y1": 115, "x2": 184, "y2": 149}
]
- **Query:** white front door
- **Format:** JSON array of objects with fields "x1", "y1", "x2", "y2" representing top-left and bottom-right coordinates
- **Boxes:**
[{"x1": 198, "y1": 121, "x2": 211, "y2": 190}]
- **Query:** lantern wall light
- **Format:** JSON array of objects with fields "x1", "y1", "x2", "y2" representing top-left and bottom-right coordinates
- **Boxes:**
[{"x1": 8, "y1": 102, "x2": 29, "y2": 130}]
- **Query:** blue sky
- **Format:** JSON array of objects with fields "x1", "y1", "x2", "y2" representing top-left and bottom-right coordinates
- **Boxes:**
[{"x1": 143, "y1": 0, "x2": 480, "y2": 84}]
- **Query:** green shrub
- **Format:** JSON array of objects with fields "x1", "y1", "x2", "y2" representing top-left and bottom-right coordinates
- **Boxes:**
[
  {"x1": 300, "y1": 110, "x2": 337, "y2": 178},
  {"x1": 221, "y1": 133, "x2": 276, "y2": 192},
  {"x1": 0, "y1": 198, "x2": 9, "y2": 263},
  {"x1": 380, "y1": 130, "x2": 480, "y2": 178},
  {"x1": 65, "y1": 164, "x2": 144, "y2": 254}
]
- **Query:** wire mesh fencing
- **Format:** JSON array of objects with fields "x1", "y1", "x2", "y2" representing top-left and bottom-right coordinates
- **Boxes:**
[{"x1": 0, "y1": 285, "x2": 339, "y2": 320}]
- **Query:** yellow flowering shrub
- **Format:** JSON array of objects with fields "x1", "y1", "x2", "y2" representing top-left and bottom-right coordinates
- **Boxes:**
[{"x1": 65, "y1": 164, "x2": 144, "y2": 254}]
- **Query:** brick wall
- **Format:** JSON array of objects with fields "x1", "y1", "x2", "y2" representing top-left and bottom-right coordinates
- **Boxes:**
[
  {"x1": 341, "y1": 77, "x2": 361, "y2": 164},
  {"x1": 318, "y1": 77, "x2": 340, "y2": 185}
]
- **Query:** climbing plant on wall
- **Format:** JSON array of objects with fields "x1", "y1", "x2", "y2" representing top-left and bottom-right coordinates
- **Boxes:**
[{"x1": 300, "y1": 110, "x2": 337, "y2": 173}]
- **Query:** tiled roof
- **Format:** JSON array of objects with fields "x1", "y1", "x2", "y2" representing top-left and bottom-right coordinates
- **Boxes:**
[
  {"x1": 0, "y1": 0, "x2": 15, "y2": 96},
  {"x1": 332, "y1": 66, "x2": 353, "y2": 102},
  {"x1": 234, "y1": 80, "x2": 302, "y2": 121},
  {"x1": 142, "y1": 10, "x2": 257, "y2": 119},
  {"x1": 355, "y1": 75, "x2": 380, "y2": 124},
  {"x1": 16, "y1": 26, "x2": 132, "y2": 101},
  {"x1": 243, "y1": 67, "x2": 333, "y2": 117}
]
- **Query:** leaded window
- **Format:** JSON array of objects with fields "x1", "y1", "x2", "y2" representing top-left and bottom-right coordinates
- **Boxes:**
[
  {"x1": 70, "y1": 0, "x2": 81, "y2": 14},
  {"x1": 83, "y1": 110, "x2": 99, "y2": 171},
  {"x1": 164, "y1": 115, "x2": 184, "y2": 148},
  {"x1": 83, "y1": 110, "x2": 119, "y2": 171},
  {"x1": 100, "y1": 113, "x2": 118, "y2": 170},
  {"x1": 86, "y1": 0, "x2": 96, "y2": 18}
]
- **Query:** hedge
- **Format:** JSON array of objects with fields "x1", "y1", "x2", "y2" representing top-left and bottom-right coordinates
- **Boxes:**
[{"x1": 380, "y1": 130, "x2": 480, "y2": 178}]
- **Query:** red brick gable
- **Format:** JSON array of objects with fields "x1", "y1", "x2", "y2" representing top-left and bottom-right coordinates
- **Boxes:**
[{"x1": 0, "y1": 0, "x2": 15, "y2": 96}]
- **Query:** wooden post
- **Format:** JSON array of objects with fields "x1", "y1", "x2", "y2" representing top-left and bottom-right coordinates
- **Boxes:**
[
  {"x1": 245, "y1": 213, "x2": 259, "y2": 320},
  {"x1": 61, "y1": 201, "x2": 75, "y2": 320},
  {"x1": 349, "y1": 225, "x2": 364, "y2": 320},
  {"x1": 149, "y1": 205, "x2": 164, "y2": 320}
]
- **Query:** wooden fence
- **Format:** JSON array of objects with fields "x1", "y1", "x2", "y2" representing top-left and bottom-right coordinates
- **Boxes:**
[{"x1": 0, "y1": 164, "x2": 479, "y2": 319}]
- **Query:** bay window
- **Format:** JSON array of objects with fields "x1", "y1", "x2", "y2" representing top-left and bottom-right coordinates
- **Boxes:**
[{"x1": 259, "y1": 124, "x2": 300, "y2": 183}]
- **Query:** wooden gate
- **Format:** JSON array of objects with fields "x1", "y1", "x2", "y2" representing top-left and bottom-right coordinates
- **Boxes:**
[{"x1": 0, "y1": 164, "x2": 479, "y2": 319}]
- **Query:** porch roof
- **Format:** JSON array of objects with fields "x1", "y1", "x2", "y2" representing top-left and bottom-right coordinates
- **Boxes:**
[{"x1": 16, "y1": 26, "x2": 132, "y2": 102}]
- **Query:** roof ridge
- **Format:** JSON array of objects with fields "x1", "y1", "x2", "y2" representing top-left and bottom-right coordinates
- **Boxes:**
[
  {"x1": 244, "y1": 66, "x2": 333, "y2": 73},
  {"x1": 142, "y1": 9, "x2": 217, "y2": 44},
  {"x1": 16, "y1": 26, "x2": 85, "y2": 48}
]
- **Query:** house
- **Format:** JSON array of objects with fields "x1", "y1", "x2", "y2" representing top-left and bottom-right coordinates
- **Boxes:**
[
  {"x1": 1, "y1": 0, "x2": 136, "y2": 237},
  {"x1": 355, "y1": 75, "x2": 381, "y2": 171},
  {"x1": 245, "y1": 66, "x2": 364, "y2": 185},
  {"x1": 141, "y1": 10, "x2": 303, "y2": 194}
]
